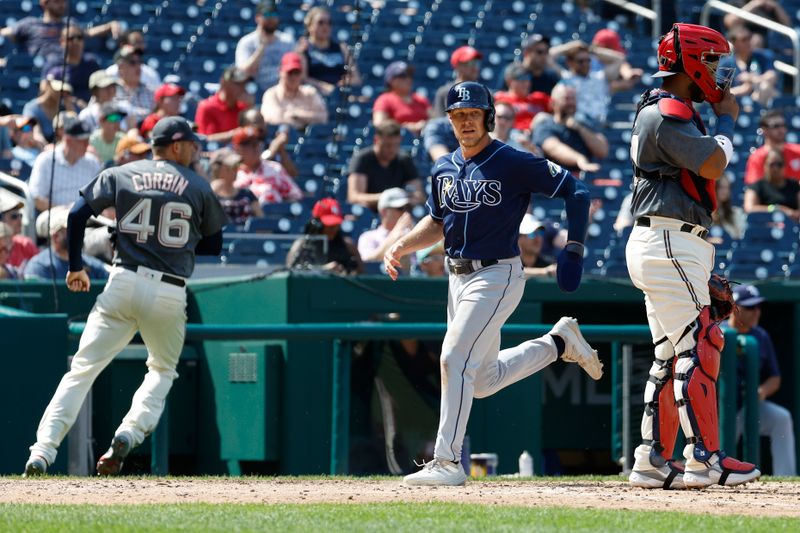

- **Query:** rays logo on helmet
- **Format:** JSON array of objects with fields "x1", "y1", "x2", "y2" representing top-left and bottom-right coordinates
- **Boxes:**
[
  {"x1": 547, "y1": 160, "x2": 563, "y2": 177},
  {"x1": 457, "y1": 86, "x2": 471, "y2": 101},
  {"x1": 437, "y1": 175, "x2": 502, "y2": 213}
]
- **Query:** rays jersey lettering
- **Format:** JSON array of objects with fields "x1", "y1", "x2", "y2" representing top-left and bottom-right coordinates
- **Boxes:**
[
  {"x1": 426, "y1": 140, "x2": 571, "y2": 260},
  {"x1": 437, "y1": 175, "x2": 502, "y2": 212}
]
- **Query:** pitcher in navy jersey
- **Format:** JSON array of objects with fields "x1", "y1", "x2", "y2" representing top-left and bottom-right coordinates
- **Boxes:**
[{"x1": 384, "y1": 81, "x2": 603, "y2": 486}]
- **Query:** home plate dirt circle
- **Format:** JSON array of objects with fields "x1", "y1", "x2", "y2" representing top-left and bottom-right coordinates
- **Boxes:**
[{"x1": 2, "y1": 478, "x2": 798, "y2": 516}]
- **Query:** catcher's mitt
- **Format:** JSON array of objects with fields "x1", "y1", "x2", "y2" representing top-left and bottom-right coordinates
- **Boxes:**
[{"x1": 709, "y1": 273, "x2": 734, "y2": 321}]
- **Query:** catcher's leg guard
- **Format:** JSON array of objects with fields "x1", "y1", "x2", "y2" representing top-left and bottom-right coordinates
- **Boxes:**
[
  {"x1": 629, "y1": 340, "x2": 685, "y2": 489},
  {"x1": 674, "y1": 307, "x2": 760, "y2": 488}
]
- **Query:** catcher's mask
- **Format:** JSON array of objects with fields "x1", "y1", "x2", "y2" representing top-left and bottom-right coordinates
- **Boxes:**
[{"x1": 652, "y1": 23, "x2": 734, "y2": 104}]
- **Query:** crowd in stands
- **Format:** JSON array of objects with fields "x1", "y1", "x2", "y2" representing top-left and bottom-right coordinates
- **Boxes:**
[{"x1": 0, "y1": 0, "x2": 797, "y2": 283}]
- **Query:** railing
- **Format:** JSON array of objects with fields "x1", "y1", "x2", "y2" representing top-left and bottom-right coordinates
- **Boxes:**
[
  {"x1": 66, "y1": 321, "x2": 759, "y2": 475},
  {"x1": 602, "y1": 0, "x2": 662, "y2": 42},
  {"x1": 701, "y1": 0, "x2": 800, "y2": 96}
]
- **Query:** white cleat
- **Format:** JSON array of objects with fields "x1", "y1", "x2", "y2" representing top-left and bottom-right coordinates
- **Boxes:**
[
  {"x1": 403, "y1": 459, "x2": 467, "y2": 486},
  {"x1": 684, "y1": 461, "x2": 761, "y2": 488},
  {"x1": 550, "y1": 317, "x2": 604, "y2": 380},
  {"x1": 23, "y1": 455, "x2": 48, "y2": 477},
  {"x1": 629, "y1": 462, "x2": 686, "y2": 490}
]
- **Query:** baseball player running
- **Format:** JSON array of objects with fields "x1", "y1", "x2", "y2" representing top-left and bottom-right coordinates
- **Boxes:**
[
  {"x1": 384, "y1": 81, "x2": 603, "y2": 486},
  {"x1": 24, "y1": 117, "x2": 226, "y2": 476},
  {"x1": 626, "y1": 23, "x2": 760, "y2": 489}
]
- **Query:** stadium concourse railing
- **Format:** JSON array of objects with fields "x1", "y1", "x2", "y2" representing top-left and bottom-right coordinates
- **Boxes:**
[{"x1": 67, "y1": 322, "x2": 760, "y2": 476}]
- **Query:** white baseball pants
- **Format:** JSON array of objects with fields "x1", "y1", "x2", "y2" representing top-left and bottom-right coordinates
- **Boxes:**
[
  {"x1": 626, "y1": 217, "x2": 715, "y2": 471},
  {"x1": 30, "y1": 266, "x2": 187, "y2": 466},
  {"x1": 433, "y1": 258, "x2": 558, "y2": 462}
]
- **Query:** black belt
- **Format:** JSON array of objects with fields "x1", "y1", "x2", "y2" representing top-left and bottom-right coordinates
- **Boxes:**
[
  {"x1": 119, "y1": 264, "x2": 186, "y2": 287},
  {"x1": 446, "y1": 257, "x2": 499, "y2": 275},
  {"x1": 635, "y1": 216, "x2": 708, "y2": 239}
]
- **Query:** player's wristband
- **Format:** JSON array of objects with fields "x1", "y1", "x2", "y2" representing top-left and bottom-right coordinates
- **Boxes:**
[
  {"x1": 714, "y1": 114, "x2": 735, "y2": 140},
  {"x1": 714, "y1": 134, "x2": 734, "y2": 167}
]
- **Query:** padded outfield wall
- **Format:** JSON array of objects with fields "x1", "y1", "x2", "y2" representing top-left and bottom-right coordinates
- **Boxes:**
[{"x1": 2, "y1": 274, "x2": 799, "y2": 475}]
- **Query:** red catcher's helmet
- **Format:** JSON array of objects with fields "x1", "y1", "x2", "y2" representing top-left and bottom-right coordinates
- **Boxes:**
[{"x1": 652, "y1": 23, "x2": 733, "y2": 103}]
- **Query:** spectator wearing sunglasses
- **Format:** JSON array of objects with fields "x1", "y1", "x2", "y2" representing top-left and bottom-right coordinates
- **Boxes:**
[
  {"x1": 42, "y1": 23, "x2": 101, "y2": 104},
  {"x1": 551, "y1": 36, "x2": 639, "y2": 125},
  {"x1": 744, "y1": 110, "x2": 800, "y2": 184},
  {"x1": 23, "y1": 75, "x2": 76, "y2": 145},
  {"x1": 89, "y1": 103, "x2": 126, "y2": 163},
  {"x1": 0, "y1": 193, "x2": 37, "y2": 269},
  {"x1": 106, "y1": 29, "x2": 162, "y2": 91},
  {"x1": 432, "y1": 46, "x2": 483, "y2": 118},
  {"x1": 518, "y1": 34, "x2": 561, "y2": 95},
  {"x1": 719, "y1": 25, "x2": 778, "y2": 107},
  {"x1": 490, "y1": 102, "x2": 541, "y2": 156},
  {"x1": 373, "y1": 61, "x2": 431, "y2": 137},
  {"x1": 111, "y1": 45, "x2": 154, "y2": 127},
  {"x1": 744, "y1": 149, "x2": 800, "y2": 221},
  {"x1": 9, "y1": 116, "x2": 44, "y2": 176},
  {"x1": 297, "y1": 6, "x2": 361, "y2": 96},
  {"x1": 0, "y1": 0, "x2": 120, "y2": 62}
]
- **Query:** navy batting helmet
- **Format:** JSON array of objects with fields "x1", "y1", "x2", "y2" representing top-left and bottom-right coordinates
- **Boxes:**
[{"x1": 445, "y1": 81, "x2": 495, "y2": 132}]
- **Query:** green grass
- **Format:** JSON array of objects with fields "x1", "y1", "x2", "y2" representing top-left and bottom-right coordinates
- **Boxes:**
[{"x1": 0, "y1": 503, "x2": 798, "y2": 532}]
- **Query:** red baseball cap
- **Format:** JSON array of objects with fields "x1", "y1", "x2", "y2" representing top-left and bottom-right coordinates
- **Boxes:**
[
  {"x1": 450, "y1": 46, "x2": 482, "y2": 68},
  {"x1": 312, "y1": 197, "x2": 344, "y2": 226},
  {"x1": 280, "y1": 52, "x2": 304, "y2": 73},
  {"x1": 232, "y1": 126, "x2": 263, "y2": 145},
  {"x1": 592, "y1": 29, "x2": 624, "y2": 54},
  {"x1": 154, "y1": 83, "x2": 186, "y2": 101}
]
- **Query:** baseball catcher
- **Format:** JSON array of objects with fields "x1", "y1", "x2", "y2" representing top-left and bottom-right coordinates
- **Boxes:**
[{"x1": 626, "y1": 23, "x2": 760, "y2": 489}]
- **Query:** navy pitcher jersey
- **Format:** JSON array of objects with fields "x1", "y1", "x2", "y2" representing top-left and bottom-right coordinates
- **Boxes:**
[
  {"x1": 426, "y1": 139, "x2": 569, "y2": 260},
  {"x1": 81, "y1": 159, "x2": 226, "y2": 278}
]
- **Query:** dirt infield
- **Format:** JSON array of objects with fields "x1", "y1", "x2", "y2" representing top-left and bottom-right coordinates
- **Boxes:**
[{"x1": 2, "y1": 478, "x2": 799, "y2": 516}]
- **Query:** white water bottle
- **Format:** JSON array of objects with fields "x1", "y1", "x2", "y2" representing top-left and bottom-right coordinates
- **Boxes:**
[{"x1": 518, "y1": 450, "x2": 534, "y2": 477}]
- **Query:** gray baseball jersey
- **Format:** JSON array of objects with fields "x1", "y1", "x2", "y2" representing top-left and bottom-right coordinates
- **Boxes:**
[
  {"x1": 80, "y1": 159, "x2": 226, "y2": 278},
  {"x1": 629, "y1": 103, "x2": 718, "y2": 228}
]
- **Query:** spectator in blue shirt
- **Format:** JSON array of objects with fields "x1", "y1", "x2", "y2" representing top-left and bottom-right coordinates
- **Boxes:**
[
  {"x1": 720, "y1": 25, "x2": 779, "y2": 106},
  {"x1": 532, "y1": 83, "x2": 608, "y2": 176},
  {"x1": 23, "y1": 205, "x2": 108, "y2": 281},
  {"x1": 726, "y1": 284, "x2": 796, "y2": 476},
  {"x1": 422, "y1": 116, "x2": 459, "y2": 163}
]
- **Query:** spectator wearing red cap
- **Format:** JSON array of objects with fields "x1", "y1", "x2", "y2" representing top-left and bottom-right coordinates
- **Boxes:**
[
  {"x1": 139, "y1": 83, "x2": 186, "y2": 138},
  {"x1": 232, "y1": 126, "x2": 303, "y2": 206},
  {"x1": 195, "y1": 66, "x2": 253, "y2": 143},
  {"x1": 591, "y1": 29, "x2": 643, "y2": 93},
  {"x1": 286, "y1": 197, "x2": 362, "y2": 274},
  {"x1": 494, "y1": 64, "x2": 551, "y2": 131},
  {"x1": 373, "y1": 61, "x2": 431, "y2": 136},
  {"x1": 260, "y1": 52, "x2": 328, "y2": 130},
  {"x1": 297, "y1": 6, "x2": 361, "y2": 96},
  {"x1": 432, "y1": 46, "x2": 482, "y2": 117}
]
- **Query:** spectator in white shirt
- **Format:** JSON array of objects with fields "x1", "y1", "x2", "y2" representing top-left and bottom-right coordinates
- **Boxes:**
[{"x1": 28, "y1": 117, "x2": 101, "y2": 212}]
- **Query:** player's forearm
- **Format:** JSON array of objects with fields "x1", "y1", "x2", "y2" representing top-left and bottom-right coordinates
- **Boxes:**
[
  {"x1": 560, "y1": 177, "x2": 590, "y2": 244},
  {"x1": 67, "y1": 198, "x2": 95, "y2": 272},
  {"x1": 760, "y1": 376, "x2": 781, "y2": 399},
  {"x1": 393, "y1": 216, "x2": 443, "y2": 258}
]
